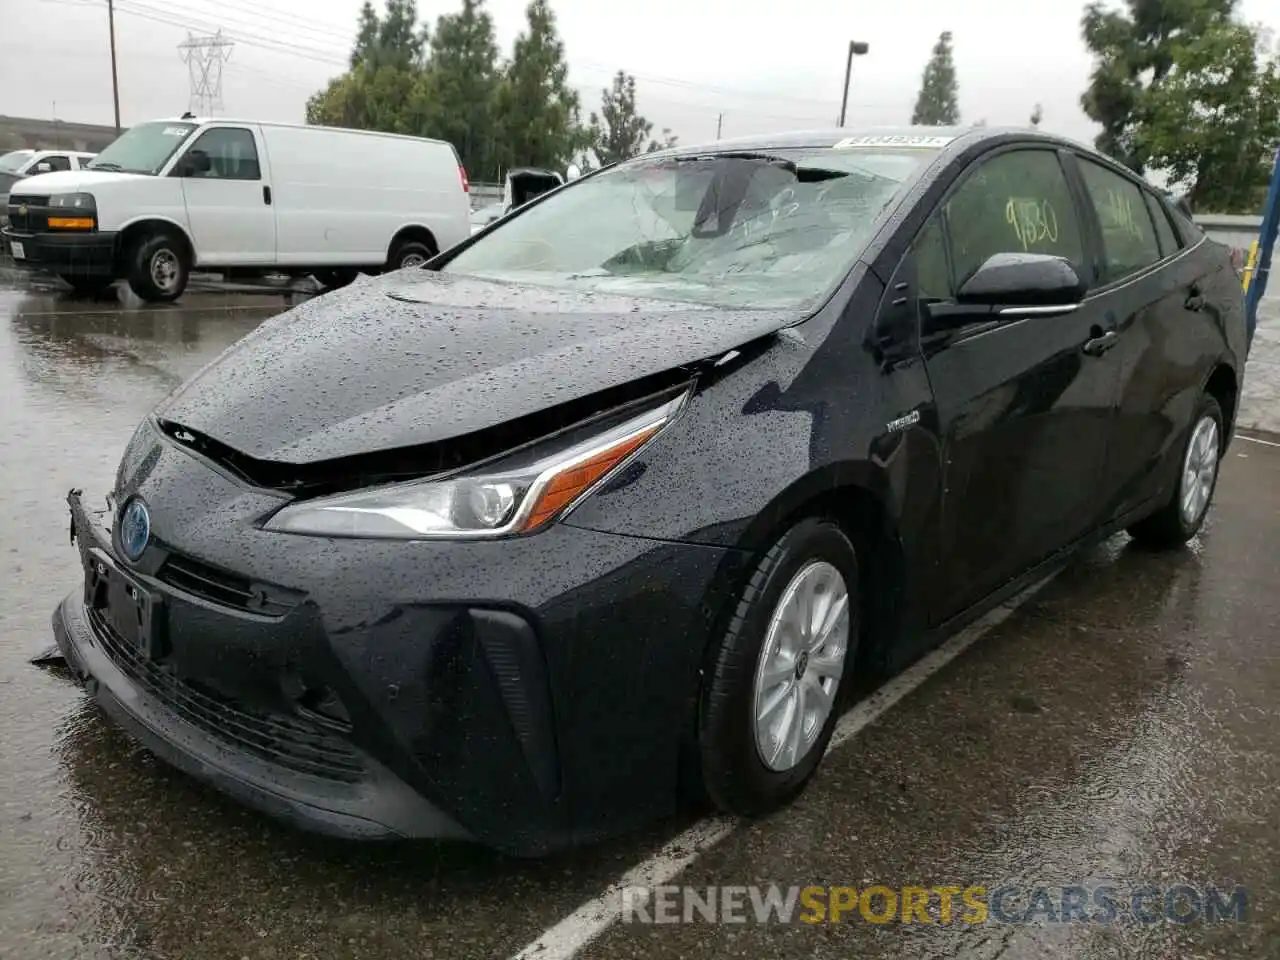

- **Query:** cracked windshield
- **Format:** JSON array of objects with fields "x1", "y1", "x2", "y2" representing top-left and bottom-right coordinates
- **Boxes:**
[
  {"x1": 444, "y1": 148, "x2": 936, "y2": 307},
  {"x1": 2, "y1": 0, "x2": 1279, "y2": 958}
]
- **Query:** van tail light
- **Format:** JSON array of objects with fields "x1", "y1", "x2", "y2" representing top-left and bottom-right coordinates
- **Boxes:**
[{"x1": 459, "y1": 165, "x2": 470, "y2": 193}]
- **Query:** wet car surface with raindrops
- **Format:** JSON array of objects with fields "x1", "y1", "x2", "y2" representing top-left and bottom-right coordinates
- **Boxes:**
[{"x1": 3, "y1": 146, "x2": 1280, "y2": 959}]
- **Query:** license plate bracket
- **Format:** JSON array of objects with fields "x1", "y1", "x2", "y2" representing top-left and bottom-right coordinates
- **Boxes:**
[
  {"x1": 84, "y1": 548, "x2": 166, "y2": 659},
  {"x1": 10, "y1": 241, "x2": 25, "y2": 260}
]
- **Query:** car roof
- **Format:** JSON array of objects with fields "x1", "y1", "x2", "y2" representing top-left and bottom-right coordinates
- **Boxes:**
[{"x1": 650, "y1": 124, "x2": 1104, "y2": 164}]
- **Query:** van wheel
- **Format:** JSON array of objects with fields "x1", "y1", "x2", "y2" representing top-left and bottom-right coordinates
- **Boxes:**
[
  {"x1": 699, "y1": 518, "x2": 858, "y2": 815},
  {"x1": 1128, "y1": 394, "x2": 1224, "y2": 549},
  {"x1": 388, "y1": 239, "x2": 435, "y2": 271},
  {"x1": 313, "y1": 268, "x2": 360, "y2": 291},
  {"x1": 126, "y1": 232, "x2": 189, "y2": 302}
]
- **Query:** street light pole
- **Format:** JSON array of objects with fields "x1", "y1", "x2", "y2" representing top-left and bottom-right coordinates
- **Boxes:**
[
  {"x1": 838, "y1": 40, "x2": 870, "y2": 127},
  {"x1": 107, "y1": 0, "x2": 121, "y2": 132}
]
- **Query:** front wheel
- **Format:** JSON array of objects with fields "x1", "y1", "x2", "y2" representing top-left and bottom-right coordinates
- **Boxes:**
[
  {"x1": 125, "y1": 233, "x2": 189, "y2": 302},
  {"x1": 1127, "y1": 394, "x2": 1224, "y2": 548},
  {"x1": 699, "y1": 518, "x2": 859, "y2": 816}
]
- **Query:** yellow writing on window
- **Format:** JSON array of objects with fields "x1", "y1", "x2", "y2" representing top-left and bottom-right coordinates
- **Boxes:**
[
  {"x1": 1005, "y1": 197, "x2": 1059, "y2": 251},
  {"x1": 1099, "y1": 188, "x2": 1145, "y2": 242}
]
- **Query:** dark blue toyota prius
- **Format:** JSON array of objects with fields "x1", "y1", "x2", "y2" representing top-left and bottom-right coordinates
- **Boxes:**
[{"x1": 52, "y1": 126, "x2": 1247, "y2": 855}]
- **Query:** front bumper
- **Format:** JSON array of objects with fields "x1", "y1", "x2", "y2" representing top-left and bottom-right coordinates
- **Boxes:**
[
  {"x1": 2, "y1": 228, "x2": 117, "y2": 277},
  {"x1": 54, "y1": 437, "x2": 741, "y2": 853}
]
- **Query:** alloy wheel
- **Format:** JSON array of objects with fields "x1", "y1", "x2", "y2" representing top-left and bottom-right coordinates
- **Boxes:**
[
  {"x1": 1180, "y1": 414, "x2": 1220, "y2": 527},
  {"x1": 752, "y1": 560, "x2": 849, "y2": 772}
]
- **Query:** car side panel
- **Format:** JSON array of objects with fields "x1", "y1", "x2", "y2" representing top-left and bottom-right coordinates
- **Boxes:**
[
  {"x1": 1095, "y1": 239, "x2": 1234, "y2": 520},
  {"x1": 561, "y1": 263, "x2": 942, "y2": 582}
]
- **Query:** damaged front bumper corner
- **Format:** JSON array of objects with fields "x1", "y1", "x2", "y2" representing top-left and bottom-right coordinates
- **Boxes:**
[{"x1": 51, "y1": 488, "x2": 471, "y2": 843}]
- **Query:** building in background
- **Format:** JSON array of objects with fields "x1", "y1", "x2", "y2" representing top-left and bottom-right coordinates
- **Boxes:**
[{"x1": 0, "y1": 115, "x2": 120, "y2": 154}]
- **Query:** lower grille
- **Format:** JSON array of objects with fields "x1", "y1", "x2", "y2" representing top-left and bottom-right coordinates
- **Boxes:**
[
  {"x1": 87, "y1": 608, "x2": 363, "y2": 783},
  {"x1": 157, "y1": 552, "x2": 301, "y2": 618}
]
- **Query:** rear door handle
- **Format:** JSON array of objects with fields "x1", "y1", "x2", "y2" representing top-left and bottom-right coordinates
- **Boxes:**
[
  {"x1": 1082, "y1": 329, "x2": 1119, "y2": 357},
  {"x1": 263, "y1": 185, "x2": 272, "y2": 205}
]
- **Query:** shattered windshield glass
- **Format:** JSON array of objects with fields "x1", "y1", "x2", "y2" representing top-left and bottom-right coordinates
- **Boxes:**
[{"x1": 442, "y1": 146, "x2": 940, "y2": 309}]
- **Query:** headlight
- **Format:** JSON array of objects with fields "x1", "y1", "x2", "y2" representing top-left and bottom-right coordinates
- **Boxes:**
[
  {"x1": 263, "y1": 392, "x2": 685, "y2": 539},
  {"x1": 49, "y1": 193, "x2": 96, "y2": 211}
]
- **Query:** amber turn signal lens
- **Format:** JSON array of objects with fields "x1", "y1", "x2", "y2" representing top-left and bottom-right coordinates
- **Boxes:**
[
  {"x1": 48, "y1": 217, "x2": 95, "y2": 229},
  {"x1": 518, "y1": 425, "x2": 662, "y2": 531}
]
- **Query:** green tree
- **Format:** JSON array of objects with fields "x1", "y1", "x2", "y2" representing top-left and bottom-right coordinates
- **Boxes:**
[
  {"x1": 351, "y1": 1, "x2": 381, "y2": 69},
  {"x1": 587, "y1": 71, "x2": 677, "y2": 165},
  {"x1": 493, "y1": 0, "x2": 587, "y2": 172},
  {"x1": 1134, "y1": 21, "x2": 1280, "y2": 211},
  {"x1": 307, "y1": 0, "x2": 429, "y2": 133},
  {"x1": 911, "y1": 31, "x2": 960, "y2": 126},
  {"x1": 422, "y1": 0, "x2": 502, "y2": 179},
  {"x1": 1081, "y1": 0, "x2": 1280, "y2": 211}
]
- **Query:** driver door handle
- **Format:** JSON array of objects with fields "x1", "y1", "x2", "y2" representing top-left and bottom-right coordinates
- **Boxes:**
[{"x1": 1082, "y1": 328, "x2": 1119, "y2": 357}]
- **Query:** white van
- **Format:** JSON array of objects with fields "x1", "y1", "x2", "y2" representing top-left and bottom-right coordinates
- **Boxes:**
[
  {"x1": 1, "y1": 117, "x2": 471, "y2": 300},
  {"x1": 1, "y1": 149, "x2": 97, "y2": 225}
]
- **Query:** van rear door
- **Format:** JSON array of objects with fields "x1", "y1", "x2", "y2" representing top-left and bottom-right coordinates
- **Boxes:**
[{"x1": 172, "y1": 124, "x2": 276, "y2": 265}]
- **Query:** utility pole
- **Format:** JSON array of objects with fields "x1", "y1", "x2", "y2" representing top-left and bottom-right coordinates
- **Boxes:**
[
  {"x1": 107, "y1": 0, "x2": 122, "y2": 132},
  {"x1": 716, "y1": 113, "x2": 723, "y2": 140},
  {"x1": 838, "y1": 40, "x2": 870, "y2": 127}
]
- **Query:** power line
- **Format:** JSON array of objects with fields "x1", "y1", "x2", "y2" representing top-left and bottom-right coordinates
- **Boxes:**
[{"x1": 31, "y1": 0, "x2": 886, "y2": 127}]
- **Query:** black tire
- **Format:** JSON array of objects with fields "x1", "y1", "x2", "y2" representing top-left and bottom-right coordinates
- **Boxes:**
[
  {"x1": 387, "y1": 238, "x2": 436, "y2": 271},
  {"x1": 312, "y1": 267, "x2": 360, "y2": 291},
  {"x1": 60, "y1": 275, "x2": 114, "y2": 295},
  {"x1": 1127, "y1": 394, "x2": 1224, "y2": 549},
  {"x1": 699, "y1": 518, "x2": 860, "y2": 816},
  {"x1": 125, "y1": 232, "x2": 189, "y2": 302}
]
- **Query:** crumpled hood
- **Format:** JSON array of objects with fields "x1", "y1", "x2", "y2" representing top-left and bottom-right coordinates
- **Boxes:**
[{"x1": 155, "y1": 271, "x2": 799, "y2": 464}]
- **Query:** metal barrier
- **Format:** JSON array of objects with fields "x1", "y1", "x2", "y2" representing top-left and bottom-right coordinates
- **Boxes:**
[{"x1": 1244, "y1": 147, "x2": 1280, "y2": 351}]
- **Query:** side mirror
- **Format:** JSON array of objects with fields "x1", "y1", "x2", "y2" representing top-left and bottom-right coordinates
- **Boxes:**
[
  {"x1": 956, "y1": 252, "x2": 1085, "y2": 307},
  {"x1": 34, "y1": 162, "x2": 52, "y2": 173},
  {"x1": 179, "y1": 150, "x2": 211, "y2": 176}
]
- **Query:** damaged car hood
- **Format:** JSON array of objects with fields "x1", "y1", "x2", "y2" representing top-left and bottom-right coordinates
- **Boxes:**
[{"x1": 155, "y1": 271, "x2": 800, "y2": 464}]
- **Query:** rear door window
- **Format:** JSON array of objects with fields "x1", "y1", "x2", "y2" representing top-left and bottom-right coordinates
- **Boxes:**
[
  {"x1": 1143, "y1": 192, "x2": 1182, "y2": 258},
  {"x1": 1077, "y1": 159, "x2": 1163, "y2": 282}
]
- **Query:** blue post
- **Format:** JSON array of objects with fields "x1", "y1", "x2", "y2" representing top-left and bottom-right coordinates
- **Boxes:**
[{"x1": 1245, "y1": 145, "x2": 1280, "y2": 353}]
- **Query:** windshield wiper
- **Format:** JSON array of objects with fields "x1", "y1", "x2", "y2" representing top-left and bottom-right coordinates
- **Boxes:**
[
  {"x1": 87, "y1": 161, "x2": 122, "y2": 171},
  {"x1": 669, "y1": 151, "x2": 847, "y2": 183}
]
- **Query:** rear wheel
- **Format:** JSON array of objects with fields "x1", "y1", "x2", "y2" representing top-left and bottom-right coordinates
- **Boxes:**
[
  {"x1": 1127, "y1": 394, "x2": 1224, "y2": 548},
  {"x1": 387, "y1": 238, "x2": 436, "y2": 271},
  {"x1": 699, "y1": 518, "x2": 858, "y2": 815},
  {"x1": 125, "y1": 232, "x2": 189, "y2": 302}
]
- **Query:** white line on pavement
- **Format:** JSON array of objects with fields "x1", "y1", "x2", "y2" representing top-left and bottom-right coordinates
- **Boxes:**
[
  {"x1": 1238, "y1": 434, "x2": 1280, "y2": 448},
  {"x1": 510, "y1": 575, "x2": 1058, "y2": 960}
]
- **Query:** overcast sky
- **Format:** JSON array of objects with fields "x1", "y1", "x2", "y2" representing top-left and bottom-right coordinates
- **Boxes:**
[{"x1": 5, "y1": 0, "x2": 1276, "y2": 150}]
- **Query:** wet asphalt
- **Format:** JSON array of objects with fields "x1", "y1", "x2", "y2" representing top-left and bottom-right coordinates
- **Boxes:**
[{"x1": 1, "y1": 266, "x2": 1278, "y2": 960}]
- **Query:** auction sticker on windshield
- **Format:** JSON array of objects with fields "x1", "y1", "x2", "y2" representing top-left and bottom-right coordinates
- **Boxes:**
[{"x1": 834, "y1": 135, "x2": 954, "y2": 149}]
